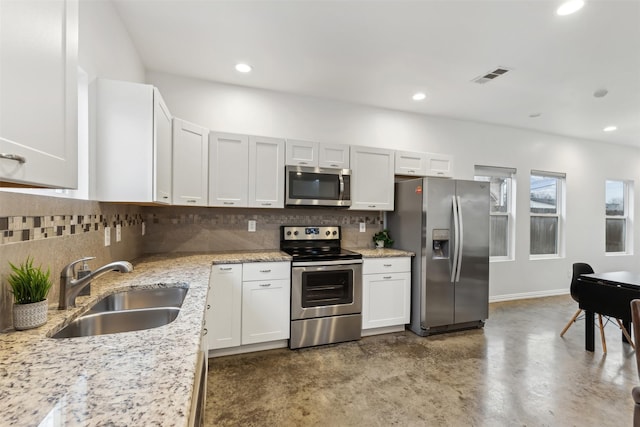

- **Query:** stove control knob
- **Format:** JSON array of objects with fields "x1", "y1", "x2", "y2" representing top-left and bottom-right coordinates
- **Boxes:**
[
  {"x1": 294, "y1": 231, "x2": 299, "y2": 236},
  {"x1": 325, "y1": 231, "x2": 331, "y2": 236},
  {"x1": 332, "y1": 231, "x2": 337, "y2": 236},
  {"x1": 286, "y1": 231, "x2": 292, "y2": 236}
]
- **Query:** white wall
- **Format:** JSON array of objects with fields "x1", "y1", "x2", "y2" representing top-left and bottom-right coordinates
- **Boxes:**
[
  {"x1": 78, "y1": 0, "x2": 145, "y2": 83},
  {"x1": 148, "y1": 71, "x2": 640, "y2": 301}
]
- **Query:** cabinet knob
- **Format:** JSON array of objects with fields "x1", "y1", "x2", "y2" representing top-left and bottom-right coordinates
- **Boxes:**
[{"x1": 0, "y1": 153, "x2": 26, "y2": 164}]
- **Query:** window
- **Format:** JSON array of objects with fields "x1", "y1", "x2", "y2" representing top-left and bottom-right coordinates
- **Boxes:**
[
  {"x1": 474, "y1": 166, "x2": 516, "y2": 260},
  {"x1": 530, "y1": 171, "x2": 565, "y2": 256},
  {"x1": 605, "y1": 180, "x2": 633, "y2": 254}
]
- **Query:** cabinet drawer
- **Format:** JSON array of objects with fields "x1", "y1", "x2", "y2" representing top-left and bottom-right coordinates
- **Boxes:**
[
  {"x1": 211, "y1": 263, "x2": 242, "y2": 276},
  {"x1": 363, "y1": 257, "x2": 411, "y2": 275},
  {"x1": 243, "y1": 262, "x2": 290, "y2": 281}
]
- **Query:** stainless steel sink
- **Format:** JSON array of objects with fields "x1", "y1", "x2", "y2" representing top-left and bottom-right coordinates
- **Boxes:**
[
  {"x1": 85, "y1": 287, "x2": 188, "y2": 314},
  {"x1": 51, "y1": 307, "x2": 180, "y2": 338},
  {"x1": 51, "y1": 286, "x2": 188, "y2": 339}
]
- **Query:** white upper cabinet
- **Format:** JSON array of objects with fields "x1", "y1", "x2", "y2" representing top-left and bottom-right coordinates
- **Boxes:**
[
  {"x1": 426, "y1": 152, "x2": 454, "y2": 178},
  {"x1": 249, "y1": 136, "x2": 285, "y2": 208},
  {"x1": 395, "y1": 150, "x2": 428, "y2": 176},
  {"x1": 92, "y1": 79, "x2": 173, "y2": 203},
  {"x1": 349, "y1": 146, "x2": 395, "y2": 211},
  {"x1": 0, "y1": 0, "x2": 78, "y2": 188},
  {"x1": 173, "y1": 119, "x2": 209, "y2": 206},
  {"x1": 209, "y1": 132, "x2": 249, "y2": 207},
  {"x1": 285, "y1": 139, "x2": 318, "y2": 166},
  {"x1": 319, "y1": 143, "x2": 350, "y2": 169}
]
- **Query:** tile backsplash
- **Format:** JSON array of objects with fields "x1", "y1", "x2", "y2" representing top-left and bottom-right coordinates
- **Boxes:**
[{"x1": 0, "y1": 190, "x2": 384, "y2": 331}]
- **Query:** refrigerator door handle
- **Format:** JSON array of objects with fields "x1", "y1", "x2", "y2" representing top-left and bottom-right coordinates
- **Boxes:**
[
  {"x1": 455, "y1": 195, "x2": 464, "y2": 282},
  {"x1": 451, "y1": 195, "x2": 460, "y2": 283}
]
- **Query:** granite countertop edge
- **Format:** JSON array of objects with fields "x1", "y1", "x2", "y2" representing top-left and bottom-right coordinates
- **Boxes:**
[{"x1": 348, "y1": 247, "x2": 416, "y2": 258}]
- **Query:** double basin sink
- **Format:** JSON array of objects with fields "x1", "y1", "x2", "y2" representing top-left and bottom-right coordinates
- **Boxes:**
[{"x1": 51, "y1": 287, "x2": 188, "y2": 339}]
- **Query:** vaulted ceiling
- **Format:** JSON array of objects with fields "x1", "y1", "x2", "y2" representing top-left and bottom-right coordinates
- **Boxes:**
[{"x1": 112, "y1": 0, "x2": 640, "y2": 147}]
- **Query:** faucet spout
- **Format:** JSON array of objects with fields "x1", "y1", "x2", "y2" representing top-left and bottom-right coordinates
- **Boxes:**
[{"x1": 59, "y1": 259, "x2": 133, "y2": 310}]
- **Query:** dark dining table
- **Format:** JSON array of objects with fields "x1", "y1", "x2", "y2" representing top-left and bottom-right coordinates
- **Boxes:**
[{"x1": 577, "y1": 271, "x2": 640, "y2": 352}]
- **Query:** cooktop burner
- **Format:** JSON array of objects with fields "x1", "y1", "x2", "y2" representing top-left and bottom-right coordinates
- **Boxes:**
[{"x1": 280, "y1": 226, "x2": 362, "y2": 262}]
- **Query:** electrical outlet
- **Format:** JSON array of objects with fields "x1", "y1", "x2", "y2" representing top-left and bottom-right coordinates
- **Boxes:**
[
  {"x1": 248, "y1": 220, "x2": 256, "y2": 232},
  {"x1": 104, "y1": 226, "x2": 111, "y2": 247},
  {"x1": 116, "y1": 224, "x2": 122, "y2": 242},
  {"x1": 359, "y1": 222, "x2": 366, "y2": 232},
  {"x1": 142, "y1": 222, "x2": 146, "y2": 236}
]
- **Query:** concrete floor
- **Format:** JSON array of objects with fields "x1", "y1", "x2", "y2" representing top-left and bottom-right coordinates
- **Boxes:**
[{"x1": 205, "y1": 295, "x2": 637, "y2": 426}]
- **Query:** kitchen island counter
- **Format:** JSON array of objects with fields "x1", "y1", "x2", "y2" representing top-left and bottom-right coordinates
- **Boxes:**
[
  {"x1": 0, "y1": 251, "x2": 287, "y2": 427},
  {"x1": 350, "y1": 247, "x2": 415, "y2": 258}
]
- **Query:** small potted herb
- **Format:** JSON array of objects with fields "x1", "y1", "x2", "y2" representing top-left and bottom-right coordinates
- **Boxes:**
[
  {"x1": 373, "y1": 229, "x2": 394, "y2": 249},
  {"x1": 8, "y1": 257, "x2": 52, "y2": 330}
]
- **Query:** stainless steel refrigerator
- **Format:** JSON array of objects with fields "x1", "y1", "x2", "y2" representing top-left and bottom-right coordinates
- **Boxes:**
[{"x1": 387, "y1": 177, "x2": 489, "y2": 336}]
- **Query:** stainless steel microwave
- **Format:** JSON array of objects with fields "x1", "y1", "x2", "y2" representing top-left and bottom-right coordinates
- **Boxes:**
[{"x1": 285, "y1": 165, "x2": 351, "y2": 207}]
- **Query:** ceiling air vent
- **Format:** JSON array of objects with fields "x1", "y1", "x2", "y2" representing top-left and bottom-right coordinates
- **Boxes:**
[{"x1": 472, "y1": 67, "x2": 511, "y2": 84}]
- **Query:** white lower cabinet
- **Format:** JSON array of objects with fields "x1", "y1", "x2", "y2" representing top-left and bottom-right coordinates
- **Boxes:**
[
  {"x1": 207, "y1": 261, "x2": 290, "y2": 355},
  {"x1": 362, "y1": 257, "x2": 411, "y2": 331},
  {"x1": 207, "y1": 264, "x2": 242, "y2": 350}
]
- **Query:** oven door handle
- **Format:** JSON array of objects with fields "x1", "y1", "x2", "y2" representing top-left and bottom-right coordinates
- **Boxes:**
[{"x1": 292, "y1": 259, "x2": 363, "y2": 267}]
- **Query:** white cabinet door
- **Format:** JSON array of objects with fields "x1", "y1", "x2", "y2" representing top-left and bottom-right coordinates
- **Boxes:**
[
  {"x1": 395, "y1": 151, "x2": 428, "y2": 176},
  {"x1": 92, "y1": 79, "x2": 172, "y2": 203},
  {"x1": 350, "y1": 146, "x2": 395, "y2": 211},
  {"x1": 285, "y1": 139, "x2": 318, "y2": 166},
  {"x1": 319, "y1": 143, "x2": 350, "y2": 169},
  {"x1": 426, "y1": 153, "x2": 454, "y2": 178},
  {"x1": 209, "y1": 132, "x2": 249, "y2": 207},
  {"x1": 153, "y1": 89, "x2": 173, "y2": 204},
  {"x1": 248, "y1": 136, "x2": 285, "y2": 208},
  {"x1": 0, "y1": 0, "x2": 78, "y2": 188},
  {"x1": 241, "y1": 279, "x2": 290, "y2": 345},
  {"x1": 208, "y1": 264, "x2": 242, "y2": 350},
  {"x1": 173, "y1": 118, "x2": 209, "y2": 206},
  {"x1": 362, "y1": 272, "x2": 411, "y2": 330}
]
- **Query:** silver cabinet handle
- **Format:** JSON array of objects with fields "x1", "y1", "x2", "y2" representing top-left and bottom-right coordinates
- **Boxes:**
[
  {"x1": 203, "y1": 328, "x2": 208, "y2": 336},
  {"x1": 368, "y1": 205, "x2": 377, "y2": 208},
  {"x1": 259, "y1": 283, "x2": 271, "y2": 287},
  {"x1": 260, "y1": 269, "x2": 271, "y2": 273},
  {"x1": 219, "y1": 267, "x2": 232, "y2": 271},
  {"x1": 223, "y1": 201, "x2": 234, "y2": 205},
  {"x1": 383, "y1": 264, "x2": 392, "y2": 267},
  {"x1": 187, "y1": 200, "x2": 197, "y2": 203},
  {"x1": 330, "y1": 164, "x2": 339, "y2": 167},
  {"x1": 383, "y1": 276, "x2": 392, "y2": 279},
  {"x1": 207, "y1": 304, "x2": 211, "y2": 310},
  {"x1": 299, "y1": 161, "x2": 308, "y2": 165},
  {"x1": 0, "y1": 153, "x2": 26, "y2": 164},
  {"x1": 262, "y1": 203, "x2": 272, "y2": 206}
]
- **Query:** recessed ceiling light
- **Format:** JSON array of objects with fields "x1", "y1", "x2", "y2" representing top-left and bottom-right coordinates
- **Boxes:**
[
  {"x1": 556, "y1": 0, "x2": 584, "y2": 16},
  {"x1": 412, "y1": 92, "x2": 426, "y2": 101},
  {"x1": 603, "y1": 126, "x2": 617, "y2": 132},
  {"x1": 593, "y1": 88, "x2": 609, "y2": 98},
  {"x1": 235, "y1": 63, "x2": 252, "y2": 73},
  {"x1": 529, "y1": 113, "x2": 542, "y2": 118}
]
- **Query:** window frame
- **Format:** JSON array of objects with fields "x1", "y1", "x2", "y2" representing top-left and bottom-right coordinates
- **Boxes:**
[
  {"x1": 529, "y1": 170, "x2": 565, "y2": 259},
  {"x1": 474, "y1": 165, "x2": 516, "y2": 262},
  {"x1": 605, "y1": 179, "x2": 633, "y2": 255}
]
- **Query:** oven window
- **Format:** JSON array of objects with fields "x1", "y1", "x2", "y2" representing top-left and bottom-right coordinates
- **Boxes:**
[
  {"x1": 301, "y1": 270, "x2": 353, "y2": 307},
  {"x1": 289, "y1": 172, "x2": 341, "y2": 200}
]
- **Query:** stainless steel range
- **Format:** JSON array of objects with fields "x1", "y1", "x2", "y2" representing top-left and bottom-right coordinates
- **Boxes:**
[{"x1": 281, "y1": 225, "x2": 363, "y2": 349}]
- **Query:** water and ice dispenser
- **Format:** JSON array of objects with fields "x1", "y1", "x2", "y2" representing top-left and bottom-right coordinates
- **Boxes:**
[{"x1": 432, "y1": 229, "x2": 450, "y2": 259}]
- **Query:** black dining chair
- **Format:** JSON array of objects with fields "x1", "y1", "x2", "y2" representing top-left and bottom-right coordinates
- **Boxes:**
[
  {"x1": 630, "y1": 299, "x2": 640, "y2": 426},
  {"x1": 561, "y1": 262, "x2": 634, "y2": 353},
  {"x1": 560, "y1": 262, "x2": 609, "y2": 351}
]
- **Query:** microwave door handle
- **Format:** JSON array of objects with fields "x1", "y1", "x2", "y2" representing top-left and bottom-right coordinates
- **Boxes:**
[{"x1": 339, "y1": 174, "x2": 345, "y2": 199}]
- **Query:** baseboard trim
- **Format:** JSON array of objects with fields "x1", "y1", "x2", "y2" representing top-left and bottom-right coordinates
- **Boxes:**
[
  {"x1": 361, "y1": 324, "x2": 405, "y2": 337},
  {"x1": 490, "y1": 289, "x2": 568, "y2": 303},
  {"x1": 208, "y1": 339, "x2": 288, "y2": 358}
]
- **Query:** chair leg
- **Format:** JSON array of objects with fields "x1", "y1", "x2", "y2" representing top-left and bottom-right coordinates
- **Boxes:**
[
  {"x1": 598, "y1": 314, "x2": 607, "y2": 353},
  {"x1": 560, "y1": 309, "x2": 583, "y2": 337},
  {"x1": 615, "y1": 318, "x2": 635, "y2": 349}
]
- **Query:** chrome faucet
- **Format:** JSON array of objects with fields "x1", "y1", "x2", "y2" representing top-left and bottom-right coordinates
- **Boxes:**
[{"x1": 59, "y1": 257, "x2": 133, "y2": 309}]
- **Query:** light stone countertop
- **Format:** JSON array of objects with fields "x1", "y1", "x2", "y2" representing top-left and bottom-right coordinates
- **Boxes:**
[
  {"x1": 0, "y1": 251, "x2": 290, "y2": 427},
  {"x1": 348, "y1": 247, "x2": 415, "y2": 258}
]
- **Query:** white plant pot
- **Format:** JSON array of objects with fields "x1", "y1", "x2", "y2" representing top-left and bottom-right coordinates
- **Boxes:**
[
  {"x1": 13, "y1": 299, "x2": 48, "y2": 330},
  {"x1": 375, "y1": 240, "x2": 385, "y2": 249}
]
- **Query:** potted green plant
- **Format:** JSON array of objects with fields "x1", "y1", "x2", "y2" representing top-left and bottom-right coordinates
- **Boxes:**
[
  {"x1": 373, "y1": 229, "x2": 394, "y2": 249},
  {"x1": 8, "y1": 257, "x2": 52, "y2": 330}
]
